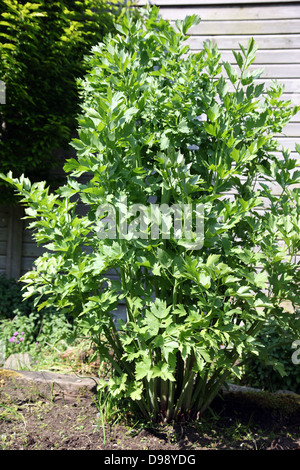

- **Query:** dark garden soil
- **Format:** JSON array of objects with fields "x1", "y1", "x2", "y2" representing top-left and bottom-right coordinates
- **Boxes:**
[{"x1": 0, "y1": 369, "x2": 300, "y2": 451}]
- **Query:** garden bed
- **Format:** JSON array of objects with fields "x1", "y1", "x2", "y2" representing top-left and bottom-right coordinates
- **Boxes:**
[{"x1": 1, "y1": 368, "x2": 300, "y2": 451}]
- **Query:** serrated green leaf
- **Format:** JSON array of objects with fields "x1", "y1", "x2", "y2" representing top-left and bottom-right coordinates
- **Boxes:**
[
  {"x1": 135, "y1": 356, "x2": 152, "y2": 381},
  {"x1": 150, "y1": 362, "x2": 175, "y2": 381},
  {"x1": 178, "y1": 119, "x2": 189, "y2": 133},
  {"x1": 129, "y1": 382, "x2": 143, "y2": 401},
  {"x1": 150, "y1": 298, "x2": 171, "y2": 319},
  {"x1": 160, "y1": 133, "x2": 170, "y2": 150}
]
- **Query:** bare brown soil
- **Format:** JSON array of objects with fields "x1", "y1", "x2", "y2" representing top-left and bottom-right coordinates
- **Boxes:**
[{"x1": 0, "y1": 372, "x2": 300, "y2": 451}]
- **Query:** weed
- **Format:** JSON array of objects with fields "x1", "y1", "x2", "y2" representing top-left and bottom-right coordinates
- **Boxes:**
[
  {"x1": 0, "y1": 434, "x2": 8, "y2": 450},
  {"x1": 92, "y1": 389, "x2": 124, "y2": 445},
  {"x1": 0, "y1": 402, "x2": 27, "y2": 437}
]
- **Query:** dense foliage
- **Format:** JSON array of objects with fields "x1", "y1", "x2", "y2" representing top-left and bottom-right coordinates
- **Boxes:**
[
  {"x1": 1, "y1": 7, "x2": 299, "y2": 422},
  {"x1": 0, "y1": 274, "x2": 73, "y2": 361},
  {"x1": 241, "y1": 313, "x2": 300, "y2": 393},
  {"x1": 0, "y1": 274, "x2": 33, "y2": 320},
  {"x1": 0, "y1": 0, "x2": 123, "y2": 201}
]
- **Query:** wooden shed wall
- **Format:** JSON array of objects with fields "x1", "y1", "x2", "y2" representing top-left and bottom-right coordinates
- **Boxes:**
[{"x1": 0, "y1": 0, "x2": 299, "y2": 281}]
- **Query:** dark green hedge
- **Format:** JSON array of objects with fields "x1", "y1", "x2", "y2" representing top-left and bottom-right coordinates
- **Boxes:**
[
  {"x1": 241, "y1": 316, "x2": 300, "y2": 393},
  {"x1": 0, "y1": 0, "x2": 122, "y2": 202},
  {"x1": 0, "y1": 273, "x2": 33, "y2": 319}
]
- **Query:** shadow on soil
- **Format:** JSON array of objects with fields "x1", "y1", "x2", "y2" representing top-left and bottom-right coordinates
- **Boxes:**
[{"x1": 0, "y1": 370, "x2": 300, "y2": 450}]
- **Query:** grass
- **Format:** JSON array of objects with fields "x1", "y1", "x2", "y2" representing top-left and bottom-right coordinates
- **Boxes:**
[
  {"x1": 28, "y1": 338, "x2": 100, "y2": 375},
  {"x1": 92, "y1": 388, "x2": 126, "y2": 445},
  {"x1": 0, "y1": 402, "x2": 26, "y2": 425},
  {"x1": 1, "y1": 335, "x2": 101, "y2": 378}
]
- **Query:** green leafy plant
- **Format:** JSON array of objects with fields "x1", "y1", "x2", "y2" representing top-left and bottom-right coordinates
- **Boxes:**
[
  {"x1": 1, "y1": 7, "x2": 299, "y2": 422},
  {"x1": 241, "y1": 313, "x2": 300, "y2": 393},
  {"x1": 0, "y1": 273, "x2": 74, "y2": 361},
  {"x1": 0, "y1": 274, "x2": 34, "y2": 319},
  {"x1": 0, "y1": 0, "x2": 124, "y2": 201},
  {"x1": 93, "y1": 388, "x2": 123, "y2": 445},
  {"x1": 0, "y1": 308, "x2": 74, "y2": 360}
]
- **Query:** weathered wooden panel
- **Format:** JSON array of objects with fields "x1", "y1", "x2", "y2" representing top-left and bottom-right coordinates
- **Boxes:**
[
  {"x1": 217, "y1": 50, "x2": 300, "y2": 65},
  {"x1": 0, "y1": 228, "x2": 7, "y2": 243},
  {"x1": 186, "y1": 20, "x2": 300, "y2": 36},
  {"x1": 22, "y1": 228, "x2": 36, "y2": 243},
  {"x1": 137, "y1": 0, "x2": 300, "y2": 5},
  {"x1": 187, "y1": 35, "x2": 300, "y2": 50},
  {"x1": 21, "y1": 256, "x2": 37, "y2": 275},
  {"x1": 212, "y1": 63, "x2": 300, "y2": 79},
  {"x1": 21, "y1": 220, "x2": 47, "y2": 275},
  {"x1": 159, "y1": 5, "x2": 300, "y2": 21},
  {"x1": 226, "y1": 78, "x2": 300, "y2": 94},
  {"x1": 276, "y1": 137, "x2": 299, "y2": 151},
  {"x1": 290, "y1": 115, "x2": 300, "y2": 124},
  {"x1": 0, "y1": 242, "x2": 6, "y2": 256},
  {"x1": 5, "y1": 205, "x2": 23, "y2": 279},
  {"x1": 247, "y1": 64, "x2": 300, "y2": 79},
  {"x1": 0, "y1": 207, "x2": 8, "y2": 228},
  {"x1": 22, "y1": 242, "x2": 45, "y2": 258},
  {"x1": 0, "y1": 207, "x2": 8, "y2": 272},
  {"x1": 0, "y1": 217, "x2": 7, "y2": 228},
  {"x1": 0, "y1": 255, "x2": 5, "y2": 271},
  {"x1": 275, "y1": 123, "x2": 300, "y2": 137}
]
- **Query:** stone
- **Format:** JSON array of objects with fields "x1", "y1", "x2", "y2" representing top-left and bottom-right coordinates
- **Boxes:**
[
  {"x1": 0, "y1": 368, "x2": 99, "y2": 403},
  {"x1": 0, "y1": 369, "x2": 23, "y2": 379},
  {"x1": 3, "y1": 353, "x2": 33, "y2": 370},
  {"x1": 221, "y1": 383, "x2": 262, "y2": 394},
  {"x1": 274, "y1": 389, "x2": 299, "y2": 396},
  {"x1": 222, "y1": 383, "x2": 299, "y2": 397},
  {"x1": 1, "y1": 369, "x2": 98, "y2": 395}
]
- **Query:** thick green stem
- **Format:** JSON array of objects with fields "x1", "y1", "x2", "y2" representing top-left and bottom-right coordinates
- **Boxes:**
[
  {"x1": 176, "y1": 350, "x2": 185, "y2": 393},
  {"x1": 166, "y1": 380, "x2": 175, "y2": 421},
  {"x1": 198, "y1": 368, "x2": 231, "y2": 416},
  {"x1": 173, "y1": 355, "x2": 196, "y2": 419},
  {"x1": 161, "y1": 183, "x2": 171, "y2": 205},
  {"x1": 102, "y1": 325, "x2": 137, "y2": 386},
  {"x1": 94, "y1": 337, "x2": 124, "y2": 377},
  {"x1": 173, "y1": 369, "x2": 195, "y2": 420},
  {"x1": 190, "y1": 370, "x2": 208, "y2": 413},
  {"x1": 119, "y1": 265, "x2": 134, "y2": 323},
  {"x1": 149, "y1": 377, "x2": 159, "y2": 421},
  {"x1": 197, "y1": 320, "x2": 265, "y2": 415},
  {"x1": 160, "y1": 379, "x2": 169, "y2": 414}
]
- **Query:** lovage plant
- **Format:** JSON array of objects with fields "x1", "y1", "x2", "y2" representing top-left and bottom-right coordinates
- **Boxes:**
[{"x1": 1, "y1": 7, "x2": 299, "y2": 422}]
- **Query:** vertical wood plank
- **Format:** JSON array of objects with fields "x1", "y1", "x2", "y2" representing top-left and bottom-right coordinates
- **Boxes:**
[{"x1": 6, "y1": 205, "x2": 23, "y2": 279}]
